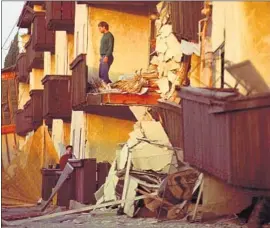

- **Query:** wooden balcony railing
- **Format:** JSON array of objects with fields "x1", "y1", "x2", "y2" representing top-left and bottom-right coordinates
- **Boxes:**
[
  {"x1": 30, "y1": 90, "x2": 43, "y2": 129},
  {"x1": 15, "y1": 109, "x2": 33, "y2": 136},
  {"x1": 70, "y1": 54, "x2": 88, "y2": 110},
  {"x1": 45, "y1": 1, "x2": 75, "y2": 33},
  {"x1": 15, "y1": 53, "x2": 29, "y2": 83},
  {"x1": 70, "y1": 54, "x2": 160, "y2": 120},
  {"x1": 42, "y1": 75, "x2": 72, "y2": 121},
  {"x1": 32, "y1": 12, "x2": 55, "y2": 52},
  {"x1": 25, "y1": 37, "x2": 44, "y2": 71}
]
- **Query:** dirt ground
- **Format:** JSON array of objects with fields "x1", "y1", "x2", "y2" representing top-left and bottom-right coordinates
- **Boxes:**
[{"x1": 2, "y1": 207, "x2": 248, "y2": 228}]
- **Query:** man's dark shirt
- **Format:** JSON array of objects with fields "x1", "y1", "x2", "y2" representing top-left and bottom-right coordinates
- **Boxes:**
[{"x1": 100, "y1": 32, "x2": 114, "y2": 57}]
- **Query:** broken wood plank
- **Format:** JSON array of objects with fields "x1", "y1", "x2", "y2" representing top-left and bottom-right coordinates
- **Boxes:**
[
  {"x1": 136, "y1": 188, "x2": 173, "y2": 207},
  {"x1": 120, "y1": 148, "x2": 132, "y2": 209},
  {"x1": 41, "y1": 163, "x2": 74, "y2": 212},
  {"x1": 8, "y1": 194, "x2": 157, "y2": 226},
  {"x1": 101, "y1": 93, "x2": 160, "y2": 105},
  {"x1": 191, "y1": 178, "x2": 204, "y2": 221}
]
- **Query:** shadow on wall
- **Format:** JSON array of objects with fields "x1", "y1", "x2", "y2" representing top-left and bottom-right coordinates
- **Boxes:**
[{"x1": 225, "y1": 60, "x2": 270, "y2": 94}]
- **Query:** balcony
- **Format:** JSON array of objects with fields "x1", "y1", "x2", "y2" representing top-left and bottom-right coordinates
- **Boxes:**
[
  {"x1": 25, "y1": 37, "x2": 44, "y2": 71},
  {"x1": 32, "y1": 12, "x2": 55, "y2": 52},
  {"x1": 42, "y1": 75, "x2": 72, "y2": 122},
  {"x1": 17, "y1": 4, "x2": 35, "y2": 29},
  {"x1": 23, "y1": 90, "x2": 43, "y2": 130},
  {"x1": 30, "y1": 90, "x2": 43, "y2": 128},
  {"x1": 45, "y1": 1, "x2": 75, "y2": 33},
  {"x1": 70, "y1": 54, "x2": 160, "y2": 121},
  {"x1": 15, "y1": 109, "x2": 33, "y2": 136},
  {"x1": 179, "y1": 87, "x2": 270, "y2": 190},
  {"x1": 15, "y1": 53, "x2": 29, "y2": 83}
]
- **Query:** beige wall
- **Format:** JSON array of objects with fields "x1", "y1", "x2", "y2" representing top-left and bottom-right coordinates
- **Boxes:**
[
  {"x1": 29, "y1": 69, "x2": 44, "y2": 91},
  {"x1": 55, "y1": 31, "x2": 74, "y2": 75},
  {"x1": 52, "y1": 120, "x2": 71, "y2": 157},
  {"x1": 212, "y1": 1, "x2": 270, "y2": 89},
  {"x1": 87, "y1": 5, "x2": 150, "y2": 82},
  {"x1": 74, "y1": 3, "x2": 88, "y2": 56},
  {"x1": 70, "y1": 111, "x2": 86, "y2": 159},
  {"x1": 18, "y1": 83, "x2": 30, "y2": 109},
  {"x1": 44, "y1": 52, "x2": 56, "y2": 76},
  {"x1": 85, "y1": 114, "x2": 134, "y2": 163}
]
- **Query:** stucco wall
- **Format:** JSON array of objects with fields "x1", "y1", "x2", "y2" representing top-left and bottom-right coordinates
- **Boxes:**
[
  {"x1": 52, "y1": 120, "x2": 71, "y2": 157},
  {"x1": 44, "y1": 52, "x2": 55, "y2": 76},
  {"x1": 29, "y1": 69, "x2": 44, "y2": 91},
  {"x1": 18, "y1": 83, "x2": 30, "y2": 109},
  {"x1": 87, "y1": 5, "x2": 150, "y2": 82},
  {"x1": 55, "y1": 31, "x2": 74, "y2": 75},
  {"x1": 85, "y1": 114, "x2": 134, "y2": 163},
  {"x1": 212, "y1": 1, "x2": 270, "y2": 89}
]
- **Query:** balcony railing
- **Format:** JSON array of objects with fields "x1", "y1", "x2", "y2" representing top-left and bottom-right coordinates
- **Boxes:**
[
  {"x1": 15, "y1": 53, "x2": 29, "y2": 83},
  {"x1": 42, "y1": 75, "x2": 72, "y2": 121},
  {"x1": 25, "y1": 37, "x2": 44, "y2": 71},
  {"x1": 32, "y1": 12, "x2": 55, "y2": 52},
  {"x1": 15, "y1": 109, "x2": 33, "y2": 136},
  {"x1": 70, "y1": 54, "x2": 160, "y2": 120},
  {"x1": 70, "y1": 54, "x2": 88, "y2": 110},
  {"x1": 30, "y1": 90, "x2": 43, "y2": 129},
  {"x1": 45, "y1": 1, "x2": 75, "y2": 33}
]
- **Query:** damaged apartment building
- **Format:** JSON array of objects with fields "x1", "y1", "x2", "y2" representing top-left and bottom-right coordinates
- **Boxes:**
[{"x1": 2, "y1": 0, "x2": 270, "y2": 226}]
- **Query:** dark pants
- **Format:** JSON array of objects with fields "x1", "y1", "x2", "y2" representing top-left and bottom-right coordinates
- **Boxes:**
[{"x1": 99, "y1": 55, "x2": 114, "y2": 83}]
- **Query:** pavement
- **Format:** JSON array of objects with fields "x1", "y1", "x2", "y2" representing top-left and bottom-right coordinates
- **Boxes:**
[{"x1": 2, "y1": 208, "x2": 248, "y2": 228}]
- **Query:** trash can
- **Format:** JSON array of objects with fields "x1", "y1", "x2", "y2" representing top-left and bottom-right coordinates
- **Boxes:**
[
  {"x1": 179, "y1": 87, "x2": 270, "y2": 189},
  {"x1": 69, "y1": 159, "x2": 97, "y2": 205}
]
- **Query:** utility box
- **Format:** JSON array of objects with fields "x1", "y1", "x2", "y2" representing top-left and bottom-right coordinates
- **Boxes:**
[
  {"x1": 179, "y1": 87, "x2": 270, "y2": 190},
  {"x1": 69, "y1": 159, "x2": 97, "y2": 205}
]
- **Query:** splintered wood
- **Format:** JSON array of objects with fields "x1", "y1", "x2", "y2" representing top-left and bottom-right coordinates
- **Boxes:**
[{"x1": 93, "y1": 117, "x2": 201, "y2": 220}]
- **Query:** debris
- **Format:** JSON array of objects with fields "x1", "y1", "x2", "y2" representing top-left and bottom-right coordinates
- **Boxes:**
[
  {"x1": 69, "y1": 200, "x2": 87, "y2": 210},
  {"x1": 7, "y1": 194, "x2": 157, "y2": 226},
  {"x1": 131, "y1": 142, "x2": 173, "y2": 172},
  {"x1": 124, "y1": 177, "x2": 139, "y2": 217},
  {"x1": 120, "y1": 147, "x2": 132, "y2": 209}
]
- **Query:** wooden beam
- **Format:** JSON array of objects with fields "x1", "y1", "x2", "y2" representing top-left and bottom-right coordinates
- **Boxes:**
[{"x1": 101, "y1": 93, "x2": 160, "y2": 105}]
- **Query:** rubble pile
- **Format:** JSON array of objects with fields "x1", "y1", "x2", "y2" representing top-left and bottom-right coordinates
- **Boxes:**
[{"x1": 94, "y1": 119, "x2": 201, "y2": 220}]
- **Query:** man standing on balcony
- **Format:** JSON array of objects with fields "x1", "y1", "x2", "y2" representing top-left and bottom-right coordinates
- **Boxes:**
[{"x1": 98, "y1": 21, "x2": 114, "y2": 84}]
